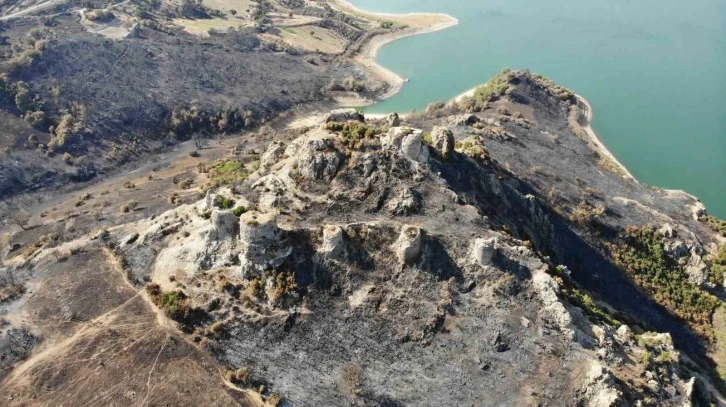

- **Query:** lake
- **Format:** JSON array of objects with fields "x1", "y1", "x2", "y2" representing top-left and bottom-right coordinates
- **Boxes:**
[{"x1": 351, "y1": 0, "x2": 726, "y2": 218}]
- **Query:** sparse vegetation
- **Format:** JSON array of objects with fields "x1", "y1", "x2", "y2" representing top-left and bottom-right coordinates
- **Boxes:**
[
  {"x1": 609, "y1": 227, "x2": 721, "y2": 337},
  {"x1": 207, "y1": 159, "x2": 249, "y2": 188},
  {"x1": 325, "y1": 121, "x2": 378, "y2": 147},
  {"x1": 700, "y1": 215, "x2": 726, "y2": 237},
  {"x1": 472, "y1": 68, "x2": 514, "y2": 109},
  {"x1": 86, "y1": 10, "x2": 116, "y2": 22},
  {"x1": 342, "y1": 364, "x2": 364, "y2": 397}
]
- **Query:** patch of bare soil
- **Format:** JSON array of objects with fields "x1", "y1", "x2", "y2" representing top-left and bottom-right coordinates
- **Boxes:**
[{"x1": 0, "y1": 295, "x2": 259, "y2": 406}]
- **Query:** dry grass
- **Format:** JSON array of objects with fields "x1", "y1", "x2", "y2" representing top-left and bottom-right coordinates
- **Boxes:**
[
  {"x1": 266, "y1": 25, "x2": 348, "y2": 54},
  {"x1": 174, "y1": 17, "x2": 249, "y2": 35}
]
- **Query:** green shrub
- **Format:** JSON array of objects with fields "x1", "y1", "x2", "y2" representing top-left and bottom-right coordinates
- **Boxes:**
[
  {"x1": 232, "y1": 206, "x2": 247, "y2": 217},
  {"x1": 24, "y1": 110, "x2": 46, "y2": 128},
  {"x1": 701, "y1": 215, "x2": 726, "y2": 237},
  {"x1": 708, "y1": 244, "x2": 726, "y2": 285},
  {"x1": 208, "y1": 159, "x2": 249, "y2": 187},
  {"x1": 13, "y1": 82, "x2": 34, "y2": 113},
  {"x1": 610, "y1": 227, "x2": 721, "y2": 337},
  {"x1": 473, "y1": 68, "x2": 513, "y2": 105},
  {"x1": 217, "y1": 197, "x2": 235, "y2": 210}
]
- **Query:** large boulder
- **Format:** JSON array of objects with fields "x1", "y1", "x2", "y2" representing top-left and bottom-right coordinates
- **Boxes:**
[
  {"x1": 432, "y1": 126, "x2": 455, "y2": 159},
  {"x1": 324, "y1": 108, "x2": 364, "y2": 123},
  {"x1": 470, "y1": 237, "x2": 496, "y2": 266},
  {"x1": 319, "y1": 225, "x2": 345, "y2": 258},
  {"x1": 260, "y1": 141, "x2": 286, "y2": 170},
  {"x1": 238, "y1": 211, "x2": 291, "y2": 278},
  {"x1": 287, "y1": 137, "x2": 343, "y2": 181},
  {"x1": 387, "y1": 188, "x2": 422, "y2": 216},
  {"x1": 393, "y1": 225, "x2": 423, "y2": 265},
  {"x1": 445, "y1": 114, "x2": 479, "y2": 127},
  {"x1": 401, "y1": 132, "x2": 429, "y2": 164}
]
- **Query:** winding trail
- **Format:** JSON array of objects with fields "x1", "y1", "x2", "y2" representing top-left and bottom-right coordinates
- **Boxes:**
[{"x1": 0, "y1": 0, "x2": 61, "y2": 21}]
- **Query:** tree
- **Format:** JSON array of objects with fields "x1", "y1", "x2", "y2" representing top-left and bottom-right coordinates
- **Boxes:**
[{"x1": 230, "y1": 9, "x2": 237, "y2": 15}]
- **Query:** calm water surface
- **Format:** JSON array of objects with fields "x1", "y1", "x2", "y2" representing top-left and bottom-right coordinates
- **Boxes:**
[{"x1": 351, "y1": 0, "x2": 726, "y2": 217}]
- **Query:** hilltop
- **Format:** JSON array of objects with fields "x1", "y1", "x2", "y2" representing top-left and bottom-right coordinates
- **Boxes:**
[{"x1": 0, "y1": 68, "x2": 725, "y2": 406}]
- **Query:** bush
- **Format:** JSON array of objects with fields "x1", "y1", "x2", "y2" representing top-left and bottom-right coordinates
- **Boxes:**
[
  {"x1": 87, "y1": 10, "x2": 115, "y2": 22},
  {"x1": 473, "y1": 68, "x2": 513, "y2": 105},
  {"x1": 180, "y1": 179, "x2": 193, "y2": 190},
  {"x1": 24, "y1": 110, "x2": 46, "y2": 128},
  {"x1": 13, "y1": 82, "x2": 34, "y2": 113},
  {"x1": 122, "y1": 181, "x2": 135, "y2": 189},
  {"x1": 609, "y1": 227, "x2": 721, "y2": 337},
  {"x1": 701, "y1": 215, "x2": 726, "y2": 237},
  {"x1": 232, "y1": 206, "x2": 247, "y2": 217},
  {"x1": 208, "y1": 159, "x2": 249, "y2": 187}
]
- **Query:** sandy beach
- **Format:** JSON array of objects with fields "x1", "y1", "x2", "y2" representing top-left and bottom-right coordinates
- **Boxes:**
[
  {"x1": 575, "y1": 95, "x2": 635, "y2": 180},
  {"x1": 331, "y1": 0, "x2": 459, "y2": 101}
]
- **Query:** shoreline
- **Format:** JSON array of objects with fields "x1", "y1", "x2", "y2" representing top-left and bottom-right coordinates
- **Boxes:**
[
  {"x1": 328, "y1": 1, "x2": 638, "y2": 186},
  {"x1": 330, "y1": 0, "x2": 459, "y2": 102},
  {"x1": 575, "y1": 94, "x2": 636, "y2": 180}
]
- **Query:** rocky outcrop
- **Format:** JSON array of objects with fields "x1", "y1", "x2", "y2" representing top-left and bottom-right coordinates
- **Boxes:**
[
  {"x1": 238, "y1": 211, "x2": 290, "y2": 278},
  {"x1": 579, "y1": 362, "x2": 624, "y2": 407},
  {"x1": 319, "y1": 225, "x2": 345, "y2": 259},
  {"x1": 387, "y1": 188, "x2": 422, "y2": 216},
  {"x1": 393, "y1": 225, "x2": 423, "y2": 265},
  {"x1": 260, "y1": 141, "x2": 286, "y2": 170},
  {"x1": 323, "y1": 108, "x2": 364, "y2": 123},
  {"x1": 532, "y1": 267, "x2": 575, "y2": 341},
  {"x1": 431, "y1": 126, "x2": 455, "y2": 159},
  {"x1": 469, "y1": 237, "x2": 496, "y2": 266},
  {"x1": 444, "y1": 114, "x2": 479, "y2": 127},
  {"x1": 286, "y1": 136, "x2": 343, "y2": 181}
]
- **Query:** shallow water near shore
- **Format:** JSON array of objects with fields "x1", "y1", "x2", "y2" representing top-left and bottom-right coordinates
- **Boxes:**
[{"x1": 352, "y1": 0, "x2": 726, "y2": 217}]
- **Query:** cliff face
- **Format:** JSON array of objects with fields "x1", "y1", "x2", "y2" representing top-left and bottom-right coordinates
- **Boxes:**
[{"x1": 0, "y1": 72, "x2": 724, "y2": 406}]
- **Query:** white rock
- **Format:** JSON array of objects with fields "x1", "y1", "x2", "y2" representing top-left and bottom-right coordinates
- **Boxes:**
[
  {"x1": 260, "y1": 141, "x2": 286, "y2": 170},
  {"x1": 432, "y1": 126, "x2": 455, "y2": 158},
  {"x1": 238, "y1": 211, "x2": 290, "y2": 278},
  {"x1": 401, "y1": 132, "x2": 429, "y2": 163},
  {"x1": 470, "y1": 237, "x2": 497, "y2": 266},
  {"x1": 393, "y1": 225, "x2": 423, "y2": 265},
  {"x1": 319, "y1": 225, "x2": 345, "y2": 258}
]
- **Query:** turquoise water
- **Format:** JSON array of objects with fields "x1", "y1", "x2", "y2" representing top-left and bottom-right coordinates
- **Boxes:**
[{"x1": 352, "y1": 0, "x2": 726, "y2": 218}]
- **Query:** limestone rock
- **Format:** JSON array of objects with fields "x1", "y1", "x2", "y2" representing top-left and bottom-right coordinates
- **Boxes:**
[
  {"x1": 324, "y1": 108, "x2": 364, "y2": 123},
  {"x1": 393, "y1": 225, "x2": 423, "y2": 265},
  {"x1": 238, "y1": 211, "x2": 290, "y2": 278},
  {"x1": 685, "y1": 247, "x2": 708, "y2": 286},
  {"x1": 431, "y1": 126, "x2": 455, "y2": 159},
  {"x1": 400, "y1": 132, "x2": 429, "y2": 164},
  {"x1": 260, "y1": 141, "x2": 286, "y2": 170},
  {"x1": 292, "y1": 138, "x2": 342, "y2": 181},
  {"x1": 615, "y1": 325, "x2": 633, "y2": 345},
  {"x1": 445, "y1": 114, "x2": 479, "y2": 127},
  {"x1": 212, "y1": 210, "x2": 238, "y2": 239},
  {"x1": 658, "y1": 223, "x2": 676, "y2": 238},
  {"x1": 580, "y1": 362, "x2": 624, "y2": 407},
  {"x1": 690, "y1": 201, "x2": 706, "y2": 220},
  {"x1": 470, "y1": 237, "x2": 496, "y2": 266},
  {"x1": 387, "y1": 188, "x2": 422, "y2": 216},
  {"x1": 319, "y1": 225, "x2": 345, "y2": 258},
  {"x1": 251, "y1": 174, "x2": 288, "y2": 211},
  {"x1": 532, "y1": 268, "x2": 575, "y2": 340}
]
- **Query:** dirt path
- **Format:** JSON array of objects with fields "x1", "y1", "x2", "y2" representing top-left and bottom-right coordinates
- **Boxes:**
[{"x1": 0, "y1": 0, "x2": 61, "y2": 21}]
